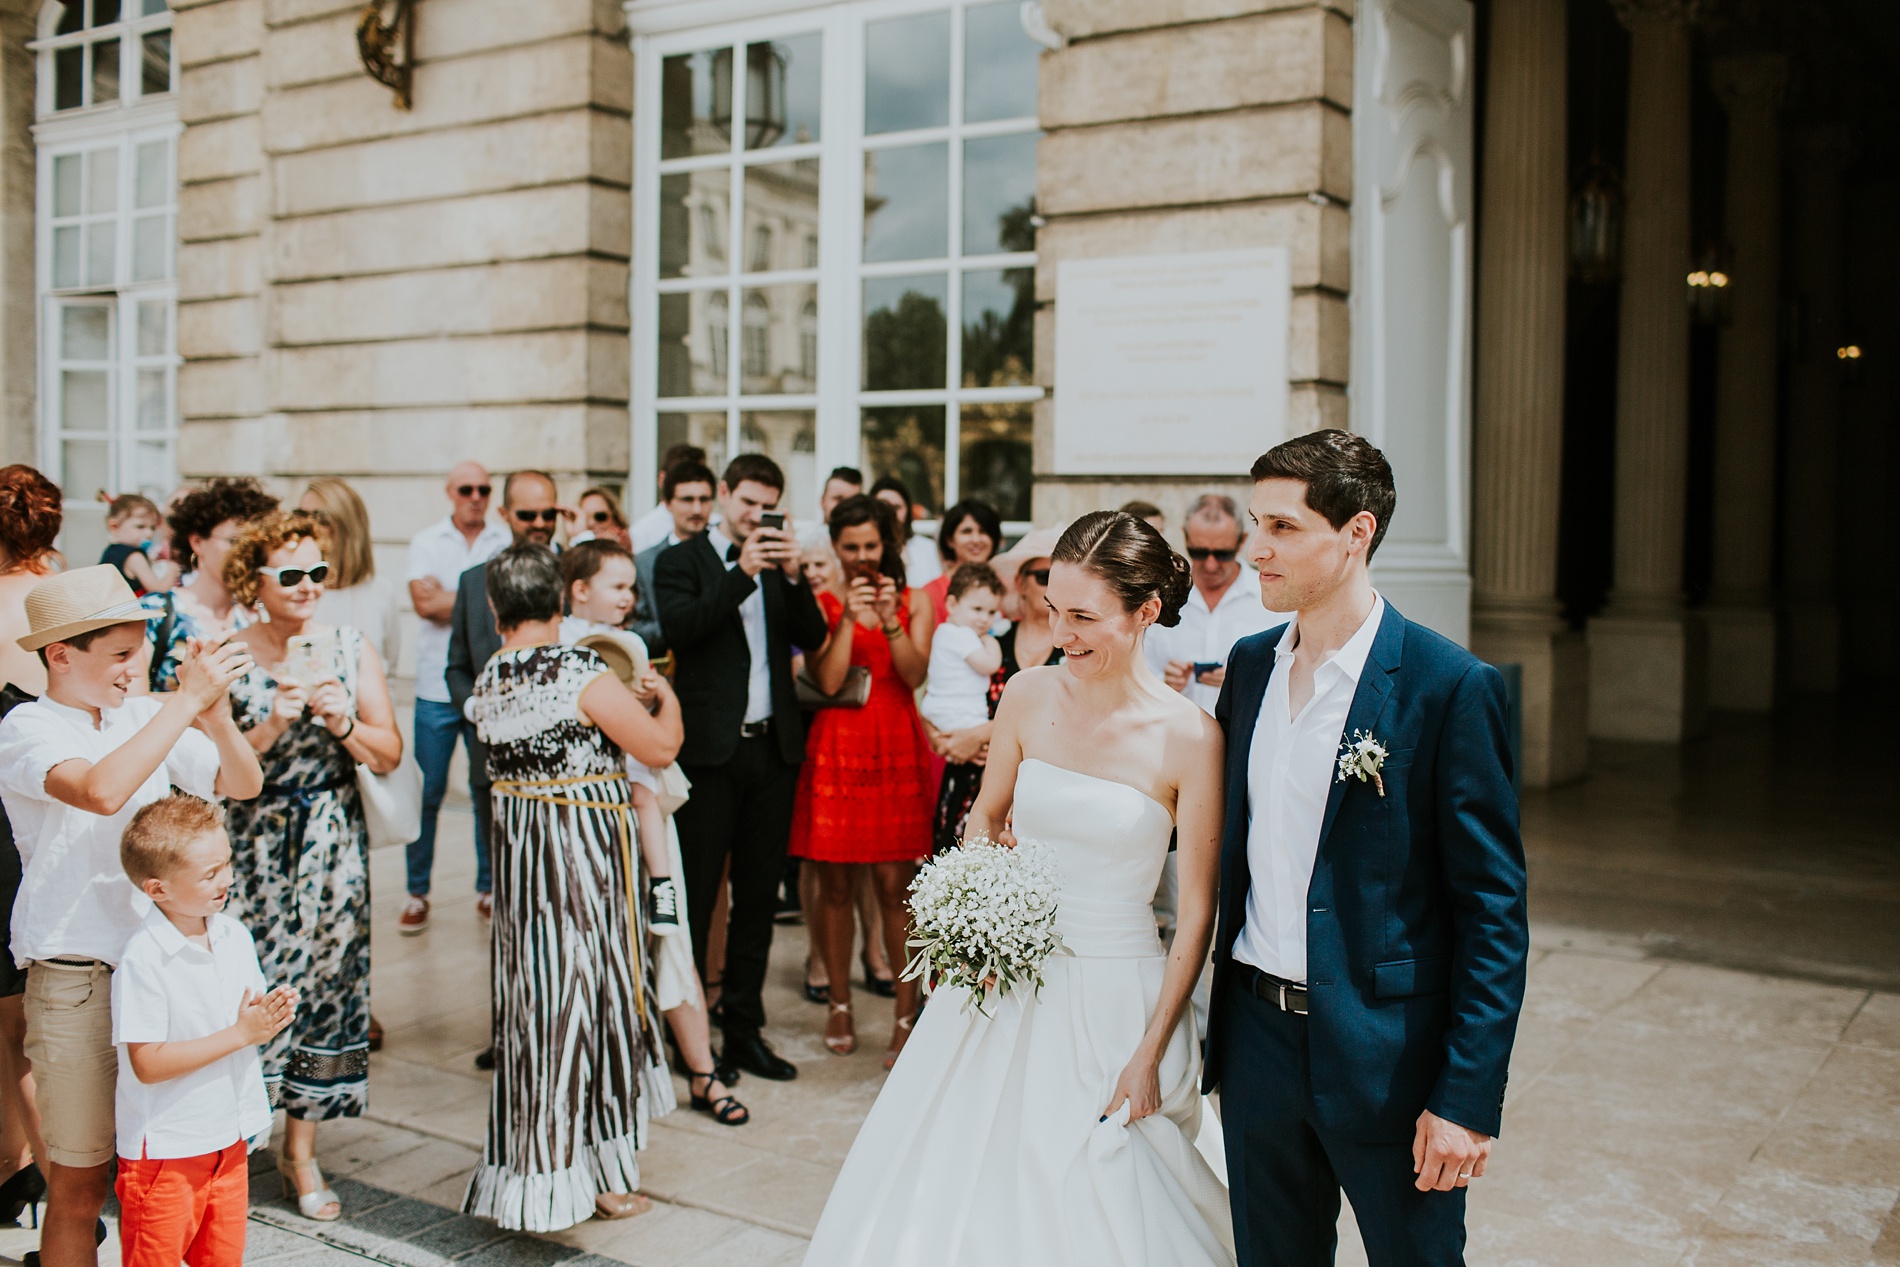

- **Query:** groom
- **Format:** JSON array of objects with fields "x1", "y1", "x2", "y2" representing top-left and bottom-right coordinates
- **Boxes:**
[{"x1": 1204, "y1": 430, "x2": 1528, "y2": 1265}]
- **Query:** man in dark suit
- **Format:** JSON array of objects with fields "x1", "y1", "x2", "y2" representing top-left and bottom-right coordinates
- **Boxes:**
[
  {"x1": 655, "y1": 453, "x2": 827, "y2": 1081},
  {"x1": 1204, "y1": 430, "x2": 1528, "y2": 1266},
  {"x1": 631, "y1": 460, "x2": 716, "y2": 655},
  {"x1": 445, "y1": 468, "x2": 561, "y2": 912}
]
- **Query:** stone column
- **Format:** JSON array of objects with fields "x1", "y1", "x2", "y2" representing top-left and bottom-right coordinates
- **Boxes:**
[
  {"x1": 1703, "y1": 53, "x2": 1787, "y2": 711},
  {"x1": 1471, "y1": 0, "x2": 1586, "y2": 785},
  {"x1": 0, "y1": 1, "x2": 38, "y2": 467},
  {"x1": 1780, "y1": 127, "x2": 1852, "y2": 693},
  {"x1": 1587, "y1": 0, "x2": 1706, "y2": 742}
]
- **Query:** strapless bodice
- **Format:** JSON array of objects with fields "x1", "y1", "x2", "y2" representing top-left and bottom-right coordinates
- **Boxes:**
[{"x1": 1011, "y1": 758, "x2": 1174, "y2": 959}]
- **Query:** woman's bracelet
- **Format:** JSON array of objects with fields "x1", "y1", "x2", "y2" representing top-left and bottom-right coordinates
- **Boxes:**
[
  {"x1": 882, "y1": 623, "x2": 903, "y2": 638},
  {"x1": 336, "y1": 716, "x2": 356, "y2": 741}
]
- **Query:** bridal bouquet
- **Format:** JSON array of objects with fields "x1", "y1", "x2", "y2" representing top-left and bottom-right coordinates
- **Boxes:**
[{"x1": 902, "y1": 834, "x2": 1065, "y2": 1016}]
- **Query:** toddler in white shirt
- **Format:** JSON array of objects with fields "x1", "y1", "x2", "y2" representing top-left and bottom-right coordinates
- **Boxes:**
[{"x1": 921, "y1": 564, "x2": 1006, "y2": 733}]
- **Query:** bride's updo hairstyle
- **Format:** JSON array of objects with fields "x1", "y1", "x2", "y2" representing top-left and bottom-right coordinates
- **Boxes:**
[{"x1": 1051, "y1": 511, "x2": 1193, "y2": 627}]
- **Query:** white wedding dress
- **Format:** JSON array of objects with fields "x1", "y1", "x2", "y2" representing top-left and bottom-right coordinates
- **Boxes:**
[{"x1": 802, "y1": 759, "x2": 1235, "y2": 1266}]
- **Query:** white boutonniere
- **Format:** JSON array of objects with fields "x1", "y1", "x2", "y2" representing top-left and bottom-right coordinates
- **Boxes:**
[{"x1": 1336, "y1": 729, "x2": 1389, "y2": 797}]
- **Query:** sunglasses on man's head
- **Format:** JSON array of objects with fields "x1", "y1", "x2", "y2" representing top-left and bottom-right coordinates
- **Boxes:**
[
  {"x1": 1026, "y1": 568, "x2": 1050, "y2": 586},
  {"x1": 456, "y1": 484, "x2": 491, "y2": 498},
  {"x1": 259, "y1": 563, "x2": 329, "y2": 587},
  {"x1": 1187, "y1": 548, "x2": 1238, "y2": 563},
  {"x1": 513, "y1": 508, "x2": 560, "y2": 524}
]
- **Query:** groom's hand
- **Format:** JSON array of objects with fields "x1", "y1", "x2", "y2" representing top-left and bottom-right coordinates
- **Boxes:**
[{"x1": 1412, "y1": 1109, "x2": 1491, "y2": 1191}]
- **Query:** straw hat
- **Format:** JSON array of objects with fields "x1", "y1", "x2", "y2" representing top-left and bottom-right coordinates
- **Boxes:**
[
  {"x1": 16, "y1": 565, "x2": 148, "y2": 652},
  {"x1": 989, "y1": 522, "x2": 1070, "y2": 592},
  {"x1": 575, "y1": 630, "x2": 650, "y2": 687}
]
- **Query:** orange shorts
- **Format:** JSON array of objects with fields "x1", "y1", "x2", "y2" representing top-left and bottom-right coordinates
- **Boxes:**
[{"x1": 115, "y1": 1139, "x2": 249, "y2": 1267}]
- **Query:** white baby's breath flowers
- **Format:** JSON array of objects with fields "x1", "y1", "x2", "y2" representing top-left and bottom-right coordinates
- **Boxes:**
[{"x1": 902, "y1": 833, "x2": 1065, "y2": 1016}]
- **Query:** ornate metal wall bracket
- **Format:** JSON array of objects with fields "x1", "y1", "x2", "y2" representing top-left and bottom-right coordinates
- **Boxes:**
[{"x1": 356, "y1": 0, "x2": 416, "y2": 110}]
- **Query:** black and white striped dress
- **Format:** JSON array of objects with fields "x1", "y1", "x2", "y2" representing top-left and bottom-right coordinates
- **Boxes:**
[{"x1": 462, "y1": 644, "x2": 672, "y2": 1232}]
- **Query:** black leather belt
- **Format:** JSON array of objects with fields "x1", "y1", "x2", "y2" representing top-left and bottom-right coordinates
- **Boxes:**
[
  {"x1": 739, "y1": 720, "x2": 771, "y2": 739},
  {"x1": 1235, "y1": 961, "x2": 1309, "y2": 1015}
]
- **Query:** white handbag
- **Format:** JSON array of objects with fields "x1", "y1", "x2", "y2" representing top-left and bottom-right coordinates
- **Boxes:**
[{"x1": 357, "y1": 753, "x2": 423, "y2": 849}]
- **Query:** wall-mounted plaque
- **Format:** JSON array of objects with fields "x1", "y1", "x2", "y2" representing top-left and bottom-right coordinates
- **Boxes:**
[{"x1": 1053, "y1": 247, "x2": 1290, "y2": 476}]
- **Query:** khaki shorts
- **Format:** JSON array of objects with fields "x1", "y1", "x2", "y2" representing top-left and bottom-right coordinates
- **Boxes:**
[{"x1": 24, "y1": 960, "x2": 117, "y2": 1168}]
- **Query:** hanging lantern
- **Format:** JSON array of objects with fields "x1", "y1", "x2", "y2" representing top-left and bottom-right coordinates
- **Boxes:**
[
  {"x1": 1569, "y1": 153, "x2": 1624, "y2": 284},
  {"x1": 711, "y1": 43, "x2": 789, "y2": 151}
]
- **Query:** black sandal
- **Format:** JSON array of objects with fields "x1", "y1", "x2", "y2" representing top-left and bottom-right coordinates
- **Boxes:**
[
  {"x1": 862, "y1": 952, "x2": 897, "y2": 999},
  {"x1": 804, "y1": 957, "x2": 829, "y2": 1004},
  {"x1": 687, "y1": 1070, "x2": 750, "y2": 1126}
]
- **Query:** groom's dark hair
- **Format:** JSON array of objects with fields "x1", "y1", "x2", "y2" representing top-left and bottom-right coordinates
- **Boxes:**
[{"x1": 1251, "y1": 429, "x2": 1396, "y2": 557}]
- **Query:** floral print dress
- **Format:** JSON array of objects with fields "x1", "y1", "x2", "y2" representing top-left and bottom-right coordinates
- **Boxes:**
[{"x1": 224, "y1": 625, "x2": 371, "y2": 1120}]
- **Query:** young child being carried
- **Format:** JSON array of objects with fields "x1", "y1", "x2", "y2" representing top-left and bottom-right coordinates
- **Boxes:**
[
  {"x1": 559, "y1": 539, "x2": 682, "y2": 935},
  {"x1": 98, "y1": 494, "x2": 176, "y2": 596},
  {"x1": 920, "y1": 563, "x2": 1005, "y2": 735},
  {"x1": 113, "y1": 795, "x2": 297, "y2": 1267}
]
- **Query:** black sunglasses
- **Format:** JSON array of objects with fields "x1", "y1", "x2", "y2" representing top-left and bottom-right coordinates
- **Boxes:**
[
  {"x1": 512, "y1": 508, "x2": 560, "y2": 523},
  {"x1": 1187, "y1": 548, "x2": 1238, "y2": 563},
  {"x1": 588, "y1": 510, "x2": 616, "y2": 524},
  {"x1": 258, "y1": 563, "x2": 330, "y2": 587},
  {"x1": 1026, "y1": 568, "x2": 1050, "y2": 586},
  {"x1": 456, "y1": 484, "x2": 491, "y2": 498}
]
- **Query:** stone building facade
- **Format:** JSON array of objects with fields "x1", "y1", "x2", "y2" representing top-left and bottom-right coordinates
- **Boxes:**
[{"x1": 3, "y1": 0, "x2": 1895, "y2": 787}]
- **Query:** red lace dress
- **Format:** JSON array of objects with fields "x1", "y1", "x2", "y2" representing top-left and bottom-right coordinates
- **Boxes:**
[{"x1": 790, "y1": 590, "x2": 936, "y2": 864}]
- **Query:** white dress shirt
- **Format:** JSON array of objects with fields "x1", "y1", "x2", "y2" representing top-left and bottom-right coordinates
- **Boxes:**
[
  {"x1": 1144, "y1": 573, "x2": 1288, "y2": 714},
  {"x1": 630, "y1": 503, "x2": 677, "y2": 553},
  {"x1": 709, "y1": 525, "x2": 772, "y2": 724},
  {"x1": 406, "y1": 516, "x2": 511, "y2": 702},
  {"x1": 0, "y1": 697, "x2": 221, "y2": 966},
  {"x1": 112, "y1": 907, "x2": 273, "y2": 1159},
  {"x1": 1233, "y1": 594, "x2": 1386, "y2": 983}
]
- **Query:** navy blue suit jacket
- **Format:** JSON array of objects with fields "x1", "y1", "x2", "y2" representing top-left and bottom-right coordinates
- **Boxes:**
[{"x1": 1201, "y1": 603, "x2": 1528, "y2": 1140}]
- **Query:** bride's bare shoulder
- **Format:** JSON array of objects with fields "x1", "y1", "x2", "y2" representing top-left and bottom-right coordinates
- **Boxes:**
[{"x1": 1156, "y1": 685, "x2": 1223, "y2": 757}]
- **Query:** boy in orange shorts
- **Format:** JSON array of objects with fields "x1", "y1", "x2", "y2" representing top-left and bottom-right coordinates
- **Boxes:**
[{"x1": 111, "y1": 795, "x2": 297, "y2": 1267}]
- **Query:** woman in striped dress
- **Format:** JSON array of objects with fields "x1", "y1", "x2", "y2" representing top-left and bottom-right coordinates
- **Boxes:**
[{"x1": 462, "y1": 545, "x2": 684, "y2": 1232}]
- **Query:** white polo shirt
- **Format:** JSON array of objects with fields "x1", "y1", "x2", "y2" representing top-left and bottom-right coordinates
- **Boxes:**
[
  {"x1": 1144, "y1": 574, "x2": 1288, "y2": 714},
  {"x1": 1233, "y1": 594, "x2": 1385, "y2": 983},
  {"x1": 0, "y1": 696, "x2": 220, "y2": 967},
  {"x1": 406, "y1": 515, "x2": 511, "y2": 703},
  {"x1": 112, "y1": 907, "x2": 273, "y2": 1159}
]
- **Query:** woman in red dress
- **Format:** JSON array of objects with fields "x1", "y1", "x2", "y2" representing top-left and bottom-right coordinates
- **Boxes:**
[{"x1": 791, "y1": 495, "x2": 936, "y2": 1068}]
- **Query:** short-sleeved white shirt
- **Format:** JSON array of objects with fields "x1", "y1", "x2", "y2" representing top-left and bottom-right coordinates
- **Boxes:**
[
  {"x1": 921, "y1": 623, "x2": 992, "y2": 732},
  {"x1": 406, "y1": 516, "x2": 511, "y2": 702},
  {"x1": 629, "y1": 503, "x2": 677, "y2": 553},
  {"x1": 0, "y1": 696, "x2": 221, "y2": 967},
  {"x1": 112, "y1": 907, "x2": 272, "y2": 1159}
]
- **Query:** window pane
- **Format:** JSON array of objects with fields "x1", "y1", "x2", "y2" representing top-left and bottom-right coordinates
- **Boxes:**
[
  {"x1": 137, "y1": 369, "x2": 167, "y2": 428},
  {"x1": 740, "y1": 283, "x2": 815, "y2": 394},
  {"x1": 56, "y1": 0, "x2": 83, "y2": 35},
  {"x1": 746, "y1": 34, "x2": 821, "y2": 150},
  {"x1": 62, "y1": 371, "x2": 110, "y2": 431},
  {"x1": 62, "y1": 438, "x2": 112, "y2": 495},
  {"x1": 86, "y1": 147, "x2": 117, "y2": 214},
  {"x1": 658, "y1": 169, "x2": 728, "y2": 280},
  {"x1": 55, "y1": 47, "x2": 84, "y2": 111},
  {"x1": 660, "y1": 49, "x2": 732, "y2": 159},
  {"x1": 62, "y1": 305, "x2": 111, "y2": 359},
  {"x1": 92, "y1": 38, "x2": 121, "y2": 106},
  {"x1": 963, "y1": 133, "x2": 1038, "y2": 256},
  {"x1": 657, "y1": 411, "x2": 728, "y2": 482},
  {"x1": 131, "y1": 437, "x2": 172, "y2": 496},
  {"x1": 742, "y1": 159, "x2": 819, "y2": 272},
  {"x1": 965, "y1": 1, "x2": 1041, "y2": 123},
  {"x1": 135, "y1": 141, "x2": 168, "y2": 208},
  {"x1": 657, "y1": 290, "x2": 727, "y2": 398},
  {"x1": 132, "y1": 214, "x2": 167, "y2": 281},
  {"x1": 95, "y1": 0, "x2": 121, "y2": 24},
  {"x1": 861, "y1": 405, "x2": 944, "y2": 517},
  {"x1": 53, "y1": 227, "x2": 81, "y2": 287},
  {"x1": 862, "y1": 274, "x2": 947, "y2": 391},
  {"x1": 865, "y1": 11, "x2": 949, "y2": 134},
  {"x1": 85, "y1": 223, "x2": 115, "y2": 286},
  {"x1": 740, "y1": 410, "x2": 815, "y2": 518},
  {"x1": 961, "y1": 268, "x2": 1033, "y2": 387},
  {"x1": 140, "y1": 28, "x2": 171, "y2": 94},
  {"x1": 862, "y1": 142, "x2": 948, "y2": 263},
  {"x1": 53, "y1": 155, "x2": 82, "y2": 217},
  {"x1": 960, "y1": 401, "x2": 1033, "y2": 520},
  {"x1": 142, "y1": 0, "x2": 166, "y2": 14},
  {"x1": 137, "y1": 299, "x2": 168, "y2": 355}
]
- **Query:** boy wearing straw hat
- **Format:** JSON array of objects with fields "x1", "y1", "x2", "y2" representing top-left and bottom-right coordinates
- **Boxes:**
[{"x1": 0, "y1": 565, "x2": 261, "y2": 1267}]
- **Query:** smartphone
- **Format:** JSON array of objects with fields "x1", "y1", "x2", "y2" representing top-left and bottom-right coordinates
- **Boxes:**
[
  {"x1": 759, "y1": 512, "x2": 786, "y2": 533},
  {"x1": 1192, "y1": 661, "x2": 1223, "y2": 682}
]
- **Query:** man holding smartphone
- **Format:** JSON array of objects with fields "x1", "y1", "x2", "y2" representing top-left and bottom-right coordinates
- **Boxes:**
[
  {"x1": 654, "y1": 454, "x2": 827, "y2": 1081},
  {"x1": 1146, "y1": 493, "x2": 1287, "y2": 716}
]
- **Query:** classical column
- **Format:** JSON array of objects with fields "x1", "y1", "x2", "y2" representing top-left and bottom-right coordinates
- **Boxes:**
[
  {"x1": 1471, "y1": 0, "x2": 1585, "y2": 785},
  {"x1": 1587, "y1": 0, "x2": 1705, "y2": 742},
  {"x1": 1702, "y1": 53, "x2": 1787, "y2": 711},
  {"x1": 1780, "y1": 126, "x2": 1852, "y2": 693}
]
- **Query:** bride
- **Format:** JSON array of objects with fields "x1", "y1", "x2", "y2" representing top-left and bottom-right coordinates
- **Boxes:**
[{"x1": 803, "y1": 511, "x2": 1234, "y2": 1266}]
